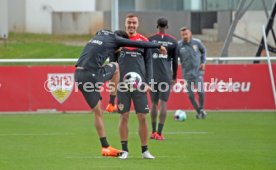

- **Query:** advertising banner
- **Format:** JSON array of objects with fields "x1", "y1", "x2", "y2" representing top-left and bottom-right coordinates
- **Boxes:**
[{"x1": 0, "y1": 64, "x2": 275, "y2": 112}]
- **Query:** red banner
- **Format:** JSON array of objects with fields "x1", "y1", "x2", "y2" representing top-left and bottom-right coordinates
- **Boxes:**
[{"x1": 0, "y1": 64, "x2": 275, "y2": 112}]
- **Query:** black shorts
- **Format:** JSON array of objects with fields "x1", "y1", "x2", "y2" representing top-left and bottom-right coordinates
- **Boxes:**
[
  {"x1": 150, "y1": 81, "x2": 171, "y2": 103},
  {"x1": 74, "y1": 64, "x2": 116, "y2": 108},
  {"x1": 117, "y1": 91, "x2": 149, "y2": 114}
]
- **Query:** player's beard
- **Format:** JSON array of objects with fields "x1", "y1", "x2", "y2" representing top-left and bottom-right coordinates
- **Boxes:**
[
  {"x1": 184, "y1": 37, "x2": 190, "y2": 43},
  {"x1": 126, "y1": 27, "x2": 137, "y2": 36}
]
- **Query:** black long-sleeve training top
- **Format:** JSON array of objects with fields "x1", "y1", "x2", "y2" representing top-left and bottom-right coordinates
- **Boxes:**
[{"x1": 75, "y1": 29, "x2": 161, "y2": 73}]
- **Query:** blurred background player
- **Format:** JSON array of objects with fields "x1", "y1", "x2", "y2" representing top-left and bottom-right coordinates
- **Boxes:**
[
  {"x1": 114, "y1": 13, "x2": 155, "y2": 159},
  {"x1": 148, "y1": 18, "x2": 178, "y2": 140},
  {"x1": 178, "y1": 27, "x2": 207, "y2": 119},
  {"x1": 75, "y1": 29, "x2": 166, "y2": 157}
]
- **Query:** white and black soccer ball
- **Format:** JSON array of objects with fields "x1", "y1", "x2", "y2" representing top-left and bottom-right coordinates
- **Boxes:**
[
  {"x1": 174, "y1": 110, "x2": 187, "y2": 121},
  {"x1": 123, "y1": 72, "x2": 142, "y2": 91}
]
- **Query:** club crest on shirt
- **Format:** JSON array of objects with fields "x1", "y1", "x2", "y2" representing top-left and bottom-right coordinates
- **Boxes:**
[
  {"x1": 193, "y1": 45, "x2": 198, "y2": 51},
  {"x1": 118, "y1": 103, "x2": 124, "y2": 111},
  {"x1": 46, "y1": 73, "x2": 74, "y2": 104},
  {"x1": 153, "y1": 53, "x2": 159, "y2": 59}
]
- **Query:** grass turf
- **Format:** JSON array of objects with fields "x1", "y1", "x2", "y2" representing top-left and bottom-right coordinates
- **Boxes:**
[
  {"x1": 0, "y1": 111, "x2": 275, "y2": 170},
  {"x1": 0, "y1": 32, "x2": 87, "y2": 65}
]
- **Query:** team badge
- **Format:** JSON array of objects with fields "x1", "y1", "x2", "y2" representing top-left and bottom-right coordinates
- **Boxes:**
[
  {"x1": 46, "y1": 73, "x2": 74, "y2": 104},
  {"x1": 193, "y1": 45, "x2": 198, "y2": 51},
  {"x1": 118, "y1": 103, "x2": 124, "y2": 111},
  {"x1": 153, "y1": 53, "x2": 159, "y2": 59}
]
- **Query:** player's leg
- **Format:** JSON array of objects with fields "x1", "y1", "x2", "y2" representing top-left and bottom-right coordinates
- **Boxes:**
[
  {"x1": 75, "y1": 69, "x2": 122, "y2": 157},
  {"x1": 106, "y1": 62, "x2": 120, "y2": 112},
  {"x1": 118, "y1": 111, "x2": 130, "y2": 159},
  {"x1": 117, "y1": 91, "x2": 131, "y2": 159},
  {"x1": 155, "y1": 82, "x2": 171, "y2": 140},
  {"x1": 92, "y1": 101, "x2": 106, "y2": 139},
  {"x1": 150, "y1": 83, "x2": 159, "y2": 139},
  {"x1": 196, "y1": 75, "x2": 207, "y2": 118},
  {"x1": 133, "y1": 92, "x2": 155, "y2": 159},
  {"x1": 93, "y1": 102, "x2": 122, "y2": 157},
  {"x1": 155, "y1": 100, "x2": 167, "y2": 139},
  {"x1": 186, "y1": 79, "x2": 201, "y2": 118}
]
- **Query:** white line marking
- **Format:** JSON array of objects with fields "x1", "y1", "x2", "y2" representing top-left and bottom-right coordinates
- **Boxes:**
[
  {"x1": 164, "y1": 131, "x2": 214, "y2": 135},
  {"x1": 129, "y1": 131, "x2": 213, "y2": 135},
  {"x1": 0, "y1": 132, "x2": 74, "y2": 136},
  {"x1": 65, "y1": 155, "x2": 183, "y2": 159}
]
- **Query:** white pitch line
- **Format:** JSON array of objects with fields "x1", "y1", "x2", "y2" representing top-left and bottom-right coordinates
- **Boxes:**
[
  {"x1": 0, "y1": 131, "x2": 212, "y2": 136},
  {"x1": 65, "y1": 155, "x2": 183, "y2": 159},
  {"x1": 0, "y1": 132, "x2": 74, "y2": 136},
  {"x1": 129, "y1": 131, "x2": 213, "y2": 135},
  {"x1": 164, "y1": 131, "x2": 214, "y2": 135}
]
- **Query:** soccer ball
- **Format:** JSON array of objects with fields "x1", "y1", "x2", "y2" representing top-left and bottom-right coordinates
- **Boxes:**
[
  {"x1": 123, "y1": 72, "x2": 142, "y2": 91},
  {"x1": 174, "y1": 110, "x2": 187, "y2": 121}
]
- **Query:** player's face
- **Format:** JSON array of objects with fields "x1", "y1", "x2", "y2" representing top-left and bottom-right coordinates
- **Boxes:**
[
  {"x1": 180, "y1": 30, "x2": 191, "y2": 43},
  {"x1": 125, "y1": 17, "x2": 139, "y2": 36}
]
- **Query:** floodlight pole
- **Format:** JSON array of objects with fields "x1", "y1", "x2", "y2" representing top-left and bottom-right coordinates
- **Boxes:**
[
  {"x1": 111, "y1": 0, "x2": 119, "y2": 31},
  {"x1": 255, "y1": 1, "x2": 276, "y2": 63},
  {"x1": 261, "y1": 0, "x2": 276, "y2": 43},
  {"x1": 220, "y1": 0, "x2": 249, "y2": 59},
  {"x1": 262, "y1": 25, "x2": 276, "y2": 109}
]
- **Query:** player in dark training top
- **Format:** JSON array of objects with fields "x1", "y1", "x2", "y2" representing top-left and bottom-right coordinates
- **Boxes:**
[
  {"x1": 148, "y1": 18, "x2": 178, "y2": 140},
  {"x1": 74, "y1": 29, "x2": 166, "y2": 157}
]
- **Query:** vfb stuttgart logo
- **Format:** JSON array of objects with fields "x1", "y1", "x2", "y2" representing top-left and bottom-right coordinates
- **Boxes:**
[{"x1": 46, "y1": 73, "x2": 74, "y2": 104}]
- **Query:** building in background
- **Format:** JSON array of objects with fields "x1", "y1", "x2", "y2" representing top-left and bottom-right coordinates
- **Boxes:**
[
  {"x1": 0, "y1": 0, "x2": 8, "y2": 39},
  {"x1": 7, "y1": 0, "x2": 96, "y2": 34},
  {"x1": 5, "y1": 0, "x2": 276, "y2": 43}
]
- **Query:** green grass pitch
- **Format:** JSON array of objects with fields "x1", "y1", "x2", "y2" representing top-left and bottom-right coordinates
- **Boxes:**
[{"x1": 0, "y1": 111, "x2": 275, "y2": 170}]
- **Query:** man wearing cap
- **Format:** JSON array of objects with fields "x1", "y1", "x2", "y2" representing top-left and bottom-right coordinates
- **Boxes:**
[
  {"x1": 148, "y1": 18, "x2": 178, "y2": 140},
  {"x1": 178, "y1": 27, "x2": 207, "y2": 119}
]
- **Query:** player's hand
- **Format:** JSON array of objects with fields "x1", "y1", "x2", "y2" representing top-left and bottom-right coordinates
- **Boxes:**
[
  {"x1": 172, "y1": 79, "x2": 177, "y2": 85},
  {"x1": 200, "y1": 64, "x2": 206, "y2": 71},
  {"x1": 144, "y1": 84, "x2": 152, "y2": 92},
  {"x1": 115, "y1": 47, "x2": 122, "y2": 53},
  {"x1": 158, "y1": 46, "x2": 167, "y2": 55}
]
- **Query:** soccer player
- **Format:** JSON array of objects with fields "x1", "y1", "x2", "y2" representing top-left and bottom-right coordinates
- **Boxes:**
[
  {"x1": 115, "y1": 13, "x2": 155, "y2": 159},
  {"x1": 74, "y1": 29, "x2": 166, "y2": 157},
  {"x1": 178, "y1": 27, "x2": 207, "y2": 119},
  {"x1": 148, "y1": 18, "x2": 178, "y2": 140}
]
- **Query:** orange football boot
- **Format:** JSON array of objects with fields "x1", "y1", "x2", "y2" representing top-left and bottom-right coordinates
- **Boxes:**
[
  {"x1": 101, "y1": 146, "x2": 123, "y2": 157},
  {"x1": 106, "y1": 104, "x2": 117, "y2": 113}
]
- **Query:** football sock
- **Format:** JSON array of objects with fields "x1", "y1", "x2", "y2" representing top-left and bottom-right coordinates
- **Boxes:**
[
  {"x1": 152, "y1": 122, "x2": 157, "y2": 133},
  {"x1": 109, "y1": 95, "x2": 116, "y2": 105},
  {"x1": 141, "y1": 145, "x2": 148, "y2": 153},
  {"x1": 157, "y1": 123, "x2": 164, "y2": 135},
  {"x1": 100, "y1": 137, "x2": 109, "y2": 148},
  {"x1": 121, "y1": 141, "x2": 129, "y2": 152}
]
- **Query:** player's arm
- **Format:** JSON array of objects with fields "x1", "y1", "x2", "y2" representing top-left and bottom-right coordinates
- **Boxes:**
[
  {"x1": 109, "y1": 53, "x2": 118, "y2": 63},
  {"x1": 198, "y1": 41, "x2": 206, "y2": 64},
  {"x1": 144, "y1": 48, "x2": 153, "y2": 89},
  {"x1": 172, "y1": 42, "x2": 179, "y2": 81},
  {"x1": 177, "y1": 41, "x2": 183, "y2": 64},
  {"x1": 115, "y1": 36, "x2": 166, "y2": 54},
  {"x1": 198, "y1": 41, "x2": 207, "y2": 71}
]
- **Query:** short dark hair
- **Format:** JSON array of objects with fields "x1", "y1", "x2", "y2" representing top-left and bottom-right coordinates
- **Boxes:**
[
  {"x1": 157, "y1": 17, "x2": 168, "y2": 28},
  {"x1": 114, "y1": 30, "x2": 129, "y2": 39},
  {"x1": 126, "y1": 13, "x2": 139, "y2": 19},
  {"x1": 180, "y1": 26, "x2": 189, "y2": 31}
]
